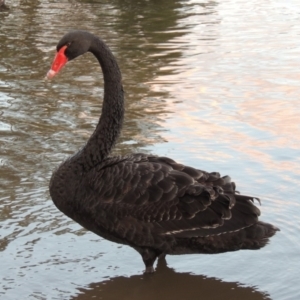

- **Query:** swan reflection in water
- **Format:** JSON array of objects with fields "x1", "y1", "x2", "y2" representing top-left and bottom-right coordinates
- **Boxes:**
[
  {"x1": 72, "y1": 258, "x2": 270, "y2": 300},
  {"x1": 0, "y1": 0, "x2": 8, "y2": 11}
]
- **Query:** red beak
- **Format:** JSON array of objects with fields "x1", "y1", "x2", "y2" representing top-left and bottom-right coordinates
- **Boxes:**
[{"x1": 46, "y1": 45, "x2": 68, "y2": 79}]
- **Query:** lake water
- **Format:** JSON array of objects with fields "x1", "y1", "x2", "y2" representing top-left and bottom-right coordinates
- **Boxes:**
[{"x1": 0, "y1": 0, "x2": 299, "y2": 299}]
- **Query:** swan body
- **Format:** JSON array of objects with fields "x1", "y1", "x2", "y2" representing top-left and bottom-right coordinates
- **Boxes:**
[{"x1": 47, "y1": 30, "x2": 279, "y2": 273}]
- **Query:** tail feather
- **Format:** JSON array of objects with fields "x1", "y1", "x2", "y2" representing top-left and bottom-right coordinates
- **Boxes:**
[
  {"x1": 209, "y1": 221, "x2": 279, "y2": 253},
  {"x1": 241, "y1": 221, "x2": 279, "y2": 250},
  {"x1": 177, "y1": 221, "x2": 279, "y2": 254}
]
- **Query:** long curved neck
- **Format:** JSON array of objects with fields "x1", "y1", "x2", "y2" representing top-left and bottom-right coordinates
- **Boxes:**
[{"x1": 75, "y1": 37, "x2": 124, "y2": 171}]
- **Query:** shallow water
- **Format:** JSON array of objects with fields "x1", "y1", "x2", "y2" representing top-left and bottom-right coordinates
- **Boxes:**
[{"x1": 0, "y1": 0, "x2": 299, "y2": 299}]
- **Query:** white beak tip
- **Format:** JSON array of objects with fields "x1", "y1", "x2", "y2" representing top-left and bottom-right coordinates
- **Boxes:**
[{"x1": 45, "y1": 69, "x2": 57, "y2": 80}]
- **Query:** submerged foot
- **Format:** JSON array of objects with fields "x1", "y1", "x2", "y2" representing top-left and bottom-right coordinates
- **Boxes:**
[{"x1": 144, "y1": 266, "x2": 155, "y2": 274}]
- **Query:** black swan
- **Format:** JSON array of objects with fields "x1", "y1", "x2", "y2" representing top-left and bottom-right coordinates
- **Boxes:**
[{"x1": 46, "y1": 30, "x2": 279, "y2": 273}]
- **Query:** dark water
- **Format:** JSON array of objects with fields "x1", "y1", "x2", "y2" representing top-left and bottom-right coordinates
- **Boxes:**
[{"x1": 0, "y1": 0, "x2": 299, "y2": 299}]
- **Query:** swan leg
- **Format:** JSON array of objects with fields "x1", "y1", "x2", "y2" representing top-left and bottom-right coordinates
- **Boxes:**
[
  {"x1": 156, "y1": 254, "x2": 168, "y2": 272},
  {"x1": 158, "y1": 253, "x2": 166, "y2": 261},
  {"x1": 139, "y1": 248, "x2": 159, "y2": 274}
]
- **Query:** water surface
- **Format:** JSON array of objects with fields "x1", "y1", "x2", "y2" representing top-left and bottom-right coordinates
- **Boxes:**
[{"x1": 0, "y1": 0, "x2": 299, "y2": 299}]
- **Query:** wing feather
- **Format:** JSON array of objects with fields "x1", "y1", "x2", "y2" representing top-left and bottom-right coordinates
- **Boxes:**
[{"x1": 78, "y1": 153, "x2": 260, "y2": 247}]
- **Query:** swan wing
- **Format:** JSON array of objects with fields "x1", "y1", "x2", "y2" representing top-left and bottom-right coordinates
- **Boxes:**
[{"x1": 79, "y1": 154, "x2": 260, "y2": 246}]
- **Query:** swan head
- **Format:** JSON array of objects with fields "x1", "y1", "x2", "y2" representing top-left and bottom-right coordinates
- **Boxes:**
[{"x1": 46, "y1": 30, "x2": 94, "y2": 79}]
